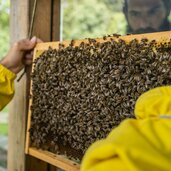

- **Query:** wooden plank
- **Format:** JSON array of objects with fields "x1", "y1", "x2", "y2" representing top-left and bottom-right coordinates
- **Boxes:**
[
  {"x1": 25, "y1": 97, "x2": 33, "y2": 153},
  {"x1": 26, "y1": 155, "x2": 48, "y2": 171},
  {"x1": 52, "y1": 0, "x2": 61, "y2": 41},
  {"x1": 8, "y1": 0, "x2": 29, "y2": 171},
  {"x1": 26, "y1": 0, "x2": 61, "y2": 171},
  {"x1": 30, "y1": 0, "x2": 52, "y2": 42},
  {"x1": 26, "y1": 0, "x2": 61, "y2": 154},
  {"x1": 49, "y1": 165, "x2": 57, "y2": 171},
  {"x1": 28, "y1": 148, "x2": 80, "y2": 171},
  {"x1": 26, "y1": 155, "x2": 57, "y2": 171},
  {"x1": 25, "y1": 0, "x2": 53, "y2": 153}
]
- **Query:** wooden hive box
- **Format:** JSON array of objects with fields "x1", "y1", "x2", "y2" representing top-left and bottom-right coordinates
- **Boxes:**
[{"x1": 25, "y1": 31, "x2": 171, "y2": 171}]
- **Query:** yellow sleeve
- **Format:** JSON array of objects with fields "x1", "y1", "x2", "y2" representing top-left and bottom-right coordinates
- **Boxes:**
[
  {"x1": 135, "y1": 86, "x2": 171, "y2": 119},
  {"x1": 0, "y1": 64, "x2": 16, "y2": 111},
  {"x1": 81, "y1": 118, "x2": 171, "y2": 171},
  {"x1": 81, "y1": 86, "x2": 171, "y2": 171}
]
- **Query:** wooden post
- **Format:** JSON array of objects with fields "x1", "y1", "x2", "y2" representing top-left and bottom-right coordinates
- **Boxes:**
[
  {"x1": 8, "y1": 1, "x2": 29, "y2": 171},
  {"x1": 8, "y1": 0, "x2": 61, "y2": 171},
  {"x1": 26, "y1": 0, "x2": 61, "y2": 171}
]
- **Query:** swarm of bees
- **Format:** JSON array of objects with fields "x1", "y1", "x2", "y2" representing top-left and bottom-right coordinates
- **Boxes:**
[{"x1": 30, "y1": 35, "x2": 171, "y2": 159}]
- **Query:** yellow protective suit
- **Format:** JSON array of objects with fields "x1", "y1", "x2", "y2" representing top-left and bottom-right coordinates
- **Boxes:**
[
  {"x1": 81, "y1": 86, "x2": 171, "y2": 171},
  {"x1": 0, "y1": 64, "x2": 16, "y2": 110}
]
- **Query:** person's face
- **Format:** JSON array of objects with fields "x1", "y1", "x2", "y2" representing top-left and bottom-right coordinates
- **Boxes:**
[{"x1": 125, "y1": 0, "x2": 168, "y2": 33}]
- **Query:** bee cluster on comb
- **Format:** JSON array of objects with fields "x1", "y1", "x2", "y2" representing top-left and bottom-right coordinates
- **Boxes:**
[{"x1": 30, "y1": 36, "x2": 171, "y2": 160}]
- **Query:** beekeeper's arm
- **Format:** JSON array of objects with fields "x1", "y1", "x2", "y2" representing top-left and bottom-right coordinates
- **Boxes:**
[
  {"x1": 81, "y1": 86, "x2": 171, "y2": 171},
  {"x1": 0, "y1": 37, "x2": 39, "y2": 110}
]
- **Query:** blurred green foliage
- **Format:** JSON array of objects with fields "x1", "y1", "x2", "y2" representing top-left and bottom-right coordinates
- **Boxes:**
[
  {"x1": 62, "y1": 0, "x2": 126, "y2": 40},
  {"x1": 62, "y1": 0, "x2": 171, "y2": 40},
  {"x1": 0, "y1": 0, "x2": 171, "y2": 55},
  {"x1": 0, "y1": 0, "x2": 10, "y2": 59},
  {"x1": 0, "y1": 0, "x2": 127, "y2": 57},
  {"x1": 0, "y1": 123, "x2": 8, "y2": 135}
]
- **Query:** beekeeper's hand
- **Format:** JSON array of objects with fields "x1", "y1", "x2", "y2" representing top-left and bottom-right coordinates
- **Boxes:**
[{"x1": 0, "y1": 36, "x2": 42, "y2": 74}]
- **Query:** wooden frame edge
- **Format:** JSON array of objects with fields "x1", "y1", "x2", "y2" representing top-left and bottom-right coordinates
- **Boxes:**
[
  {"x1": 35, "y1": 31, "x2": 171, "y2": 50},
  {"x1": 25, "y1": 30, "x2": 171, "y2": 169},
  {"x1": 28, "y1": 147, "x2": 80, "y2": 171}
]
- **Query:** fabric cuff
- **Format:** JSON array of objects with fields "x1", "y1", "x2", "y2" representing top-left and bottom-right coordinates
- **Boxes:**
[{"x1": 0, "y1": 64, "x2": 16, "y2": 80}]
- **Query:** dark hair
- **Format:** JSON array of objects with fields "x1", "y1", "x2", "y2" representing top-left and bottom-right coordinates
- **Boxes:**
[{"x1": 123, "y1": 0, "x2": 171, "y2": 14}]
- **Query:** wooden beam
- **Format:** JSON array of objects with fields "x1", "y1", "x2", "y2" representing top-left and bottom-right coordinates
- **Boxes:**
[
  {"x1": 30, "y1": 0, "x2": 52, "y2": 42},
  {"x1": 52, "y1": 0, "x2": 61, "y2": 41},
  {"x1": 9, "y1": 0, "x2": 61, "y2": 170},
  {"x1": 26, "y1": 155, "x2": 57, "y2": 171},
  {"x1": 26, "y1": 0, "x2": 61, "y2": 171},
  {"x1": 8, "y1": 1, "x2": 29, "y2": 171},
  {"x1": 26, "y1": 156, "x2": 48, "y2": 171}
]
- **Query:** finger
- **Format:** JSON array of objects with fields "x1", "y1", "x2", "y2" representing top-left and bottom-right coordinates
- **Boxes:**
[{"x1": 14, "y1": 36, "x2": 37, "y2": 51}]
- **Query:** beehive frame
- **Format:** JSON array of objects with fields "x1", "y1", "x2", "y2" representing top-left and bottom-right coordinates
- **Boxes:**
[{"x1": 25, "y1": 31, "x2": 171, "y2": 171}]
